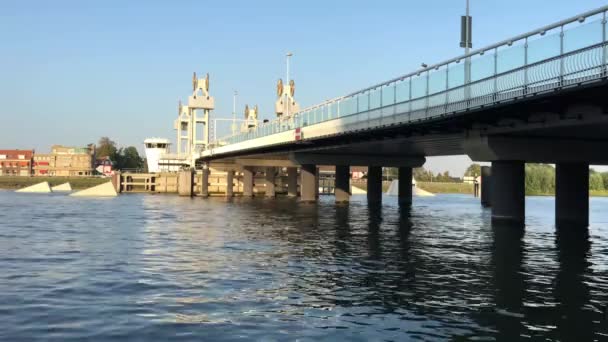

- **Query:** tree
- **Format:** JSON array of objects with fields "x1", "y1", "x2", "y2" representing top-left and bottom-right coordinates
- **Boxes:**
[
  {"x1": 525, "y1": 164, "x2": 555, "y2": 195},
  {"x1": 589, "y1": 172, "x2": 604, "y2": 191},
  {"x1": 413, "y1": 167, "x2": 433, "y2": 182},
  {"x1": 465, "y1": 163, "x2": 482, "y2": 177},
  {"x1": 601, "y1": 172, "x2": 608, "y2": 190},
  {"x1": 115, "y1": 146, "x2": 144, "y2": 170},
  {"x1": 97, "y1": 137, "x2": 118, "y2": 160}
]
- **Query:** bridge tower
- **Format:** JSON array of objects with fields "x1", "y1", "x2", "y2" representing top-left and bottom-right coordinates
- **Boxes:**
[
  {"x1": 274, "y1": 78, "x2": 300, "y2": 122},
  {"x1": 241, "y1": 104, "x2": 259, "y2": 132},
  {"x1": 174, "y1": 72, "x2": 215, "y2": 167}
]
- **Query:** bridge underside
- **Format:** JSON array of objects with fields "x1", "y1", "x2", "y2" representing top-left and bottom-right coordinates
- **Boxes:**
[{"x1": 200, "y1": 81, "x2": 608, "y2": 166}]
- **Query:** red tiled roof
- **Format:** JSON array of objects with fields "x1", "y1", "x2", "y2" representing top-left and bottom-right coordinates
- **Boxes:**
[{"x1": 0, "y1": 150, "x2": 34, "y2": 159}]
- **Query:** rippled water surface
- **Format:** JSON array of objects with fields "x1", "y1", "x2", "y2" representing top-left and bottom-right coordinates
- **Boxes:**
[{"x1": 1, "y1": 190, "x2": 607, "y2": 341}]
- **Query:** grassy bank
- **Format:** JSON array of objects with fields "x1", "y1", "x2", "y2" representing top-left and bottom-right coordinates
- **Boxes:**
[
  {"x1": 0, "y1": 176, "x2": 108, "y2": 190},
  {"x1": 358, "y1": 181, "x2": 474, "y2": 194},
  {"x1": 528, "y1": 190, "x2": 608, "y2": 197},
  {"x1": 416, "y1": 182, "x2": 474, "y2": 194}
]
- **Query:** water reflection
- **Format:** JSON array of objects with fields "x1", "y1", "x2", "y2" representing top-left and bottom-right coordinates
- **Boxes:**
[
  {"x1": 490, "y1": 222, "x2": 526, "y2": 340},
  {"x1": 1, "y1": 193, "x2": 607, "y2": 340},
  {"x1": 554, "y1": 226, "x2": 593, "y2": 341}
]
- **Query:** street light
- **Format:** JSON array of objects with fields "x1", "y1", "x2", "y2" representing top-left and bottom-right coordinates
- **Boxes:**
[
  {"x1": 286, "y1": 52, "x2": 293, "y2": 118},
  {"x1": 461, "y1": 0, "x2": 472, "y2": 54},
  {"x1": 231, "y1": 90, "x2": 238, "y2": 135},
  {"x1": 461, "y1": 0, "x2": 473, "y2": 99}
]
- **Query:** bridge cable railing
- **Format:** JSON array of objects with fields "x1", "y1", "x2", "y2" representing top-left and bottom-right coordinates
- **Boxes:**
[{"x1": 213, "y1": 5, "x2": 608, "y2": 148}]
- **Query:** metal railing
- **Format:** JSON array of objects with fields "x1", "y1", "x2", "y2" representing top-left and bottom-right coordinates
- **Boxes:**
[{"x1": 214, "y1": 6, "x2": 608, "y2": 147}]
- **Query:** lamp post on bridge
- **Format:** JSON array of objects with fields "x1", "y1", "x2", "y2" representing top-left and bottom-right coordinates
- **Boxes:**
[
  {"x1": 231, "y1": 90, "x2": 238, "y2": 135},
  {"x1": 286, "y1": 52, "x2": 293, "y2": 120},
  {"x1": 461, "y1": 0, "x2": 473, "y2": 99}
]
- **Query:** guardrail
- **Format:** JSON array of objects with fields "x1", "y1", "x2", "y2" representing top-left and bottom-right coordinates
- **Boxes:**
[{"x1": 214, "y1": 5, "x2": 608, "y2": 147}]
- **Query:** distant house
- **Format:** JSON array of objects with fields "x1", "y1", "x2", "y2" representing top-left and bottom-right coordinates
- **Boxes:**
[
  {"x1": 95, "y1": 156, "x2": 114, "y2": 176},
  {"x1": 0, "y1": 149, "x2": 34, "y2": 176}
]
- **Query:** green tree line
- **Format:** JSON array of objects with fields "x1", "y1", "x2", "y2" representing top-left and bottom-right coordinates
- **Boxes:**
[
  {"x1": 470, "y1": 163, "x2": 607, "y2": 195},
  {"x1": 97, "y1": 137, "x2": 145, "y2": 171}
]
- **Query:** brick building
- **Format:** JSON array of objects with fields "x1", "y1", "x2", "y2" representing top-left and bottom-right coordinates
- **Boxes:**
[
  {"x1": 33, "y1": 144, "x2": 96, "y2": 176},
  {"x1": 0, "y1": 150, "x2": 34, "y2": 176}
]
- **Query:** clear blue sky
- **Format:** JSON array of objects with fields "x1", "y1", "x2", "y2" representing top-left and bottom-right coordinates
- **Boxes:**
[{"x1": 1, "y1": 0, "x2": 606, "y2": 176}]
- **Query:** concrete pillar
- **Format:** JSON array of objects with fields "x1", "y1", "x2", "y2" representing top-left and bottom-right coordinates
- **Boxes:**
[
  {"x1": 265, "y1": 167, "x2": 276, "y2": 198},
  {"x1": 226, "y1": 170, "x2": 234, "y2": 197},
  {"x1": 242, "y1": 167, "x2": 254, "y2": 197},
  {"x1": 300, "y1": 164, "x2": 317, "y2": 202},
  {"x1": 178, "y1": 170, "x2": 194, "y2": 197},
  {"x1": 315, "y1": 167, "x2": 320, "y2": 198},
  {"x1": 200, "y1": 168, "x2": 210, "y2": 198},
  {"x1": 398, "y1": 167, "x2": 412, "y2": 206},
  {"x1": 111, "y1": 171, "x2": 122, "y2": 193},
  {"x1": 556, "y1": 163, "x2": 589, "y2": 227},
  {"x1": 367, "y1": 166, "x2": 382, "y2": 203},
  {"x1": 491, "y1": 161, "x2": 525, "y2": 225},
  {"x1": 335, "y1": 165, "x2": 350, "y2": 203},
  {"x1": 481, "y1": 166, "x2": 492, "y2": 207},
  {"x1": 287, "y1": 167, "x2": 298, "y2": 197}
]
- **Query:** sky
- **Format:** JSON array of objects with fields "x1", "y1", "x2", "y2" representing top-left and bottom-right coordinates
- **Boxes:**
[{"x1": 1, "y1": 0, "x2": 607, "y2": 176}]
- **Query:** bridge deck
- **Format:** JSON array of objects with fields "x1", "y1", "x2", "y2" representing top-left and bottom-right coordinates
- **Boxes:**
[{"x1": 203, "y1": 6, "x2": 608, "y2": 161}]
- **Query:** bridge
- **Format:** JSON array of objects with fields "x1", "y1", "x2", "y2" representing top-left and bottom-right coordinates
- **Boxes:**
[{"x1": 191, "y1": 6, "x2": 608, "y2": 228}]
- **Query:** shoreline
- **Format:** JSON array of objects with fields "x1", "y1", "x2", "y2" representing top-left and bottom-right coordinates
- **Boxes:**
[{"x1": 0, "y1": 176, "x2": 108, "y2": 190}]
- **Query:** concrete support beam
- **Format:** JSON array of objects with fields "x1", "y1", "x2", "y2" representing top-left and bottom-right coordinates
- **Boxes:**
[
  {"x1": 491, "y1": 161, "x2": 525, "y2": 225},
  {"x1": 243, "y1": 167, "x2": 254, "y2": 197},
  {"x1": 481, "y1": 166, "x2": 492, "y2": 207},
  {"x1": 265, "y1": 167, "x2": 276, "y2": 198},
  {"x1": 178, "y1": 170, "x2": 194, "y2": 197},
  {"x1": 226, "y1": 170, "x2": 234, "y2": 197},
  {"x1": 300, "y1": 164, "x2": 317, "y2": 202},
  {"x1": 556, "y1": 163, "x2": 589, "y2": 227},
  {"x1": 200, "y1": 168, "x2": 210, "y2": 198},
  {"x1": 289, "y1": 152, "x2": 425, "y2": 168},
  {"x1": 287, "y1": 167, "x2": 298, "y2": 197},
  {"x1": 335, "y1": 165, "x2": 350, "y2": 203},
  {"x1": 367, "y1": 166, "x2": 383, "y2": 203},
  {"x1": 465, "y1": 135, "x2": 608, "y2": 164},
  {"x1": 236, "y1": 159, "x2": 297, "y2": 167},
  {"x1": 398, "y1": 167, "x2": 412, "y2": 206}
]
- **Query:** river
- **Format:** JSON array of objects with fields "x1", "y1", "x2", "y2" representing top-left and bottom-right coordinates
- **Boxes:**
[{"x1": 1, "y1": 191, "x2": 607, "y2": 341}]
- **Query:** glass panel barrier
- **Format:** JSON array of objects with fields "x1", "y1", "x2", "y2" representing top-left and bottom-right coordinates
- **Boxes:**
[
  {"x1": 428, "y1": 67, "x2": 447, "y2": 94},
  {"x1": 358, "y1": 92, "x2": 369, "y2": 112},
  {"x1": 369, "y1": 88, "x2": 381, "y2": 109},
  {"x1": 395, "y1": 78, "x2": 410, "y2": 103},
  {"x1": 564, "y1": 18, "x2": 603, "y2": 53},
  {"x1": 527, "y1": 30, "x2": 561, "y2": 64},
  {"x1": 410, "y1": 74, "x2": 426, "y2": 99},
  {"x1": 497, "y1": 42, "x2": 526, "y2": 74},
  {"x1": 470, "y1": 52, "x2": 495, "y2": 82},
  {"x1": 382, "y1": 83, "x2": 395, "y2": 107}
]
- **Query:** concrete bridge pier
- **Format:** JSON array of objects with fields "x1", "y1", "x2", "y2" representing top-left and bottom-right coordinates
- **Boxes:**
[
  {"x1": 287, "y1": 167, "x2": 298, "y2": 197},
  {"x1": 556, "y1": 163, "x2": 589, "y2": 227},
  {"x1": 200, "y1": 168, "x2": 210, "y2": 197},
  {"x1": 178, "y1": 170, "x2": 194, "y2": 197},
  {"x1": 367, "y1": 166, "x2": 383, "y2": 203},
  {"x1": 335, "y1": 165, "x2": 350, "y2": 203},
  {"x1": 491, "y1": 161, "x2": 525, "y2": 225},
  {"x1": 300, "y1": 164, "x2": 317, "y2": 202},
  {"x1": 243, "y1": 167, "x2": 254, "y2": 197},
  {"x1": 265, "y1": 167, "x2": 276, "y2": 198},
  {"x1": 398, "y1": 167, "x2": 412, "y2": 206},
  {"x1": 481, "y1": 166, "x2": 492, "y2": 207},
  {"x1": 225, "y1": 170, "x2": 234, "y2": 197}
]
